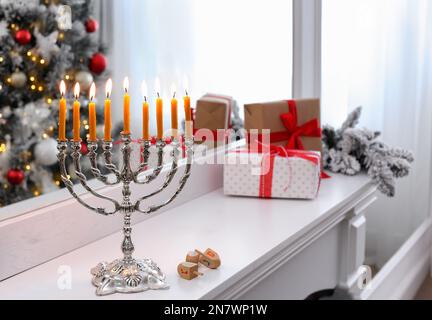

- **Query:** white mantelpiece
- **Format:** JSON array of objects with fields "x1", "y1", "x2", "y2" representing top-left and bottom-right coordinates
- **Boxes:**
[{"x1": 0, "y1": 174, "x2": 376, "y2": 300}]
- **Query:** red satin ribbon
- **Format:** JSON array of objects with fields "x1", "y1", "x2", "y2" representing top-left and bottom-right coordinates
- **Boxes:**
[{"x1": 260, "y1": 154, "x2": 275, "y2": 199}]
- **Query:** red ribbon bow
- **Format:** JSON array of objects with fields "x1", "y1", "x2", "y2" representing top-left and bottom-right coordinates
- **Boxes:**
[
  {"x1": 248, "y1": 100, "x2": 322, "y2": 151},
  {"x1": 270, "y1": 100, "x2": 322, "y2": 149}
]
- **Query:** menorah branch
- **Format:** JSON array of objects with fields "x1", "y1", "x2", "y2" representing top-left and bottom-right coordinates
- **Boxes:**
[
  {"x1": 87, "y1": 141, "x2": 121, "y2": 186},
  {"x1": 70, "y1": 141, "x2": 121, "y2": 214},
  {"x1": 133, "y1": 140, "x2": 165, "y2": 184},
  {"x1": 135, "y1": 139, "x2": 193, "y2": 214},
  {"x1": 135, "y1": 140, "x2": 180, "y2": 203},
  {"x1": 57, "y1": 141, "x2": 108, "y2": 215},
  {"x1": 132, "y1": 140, "x2": 151, "y2": 182},
  {"x1": 102, "y1": 141, "x2": 122, "y2": 181}
]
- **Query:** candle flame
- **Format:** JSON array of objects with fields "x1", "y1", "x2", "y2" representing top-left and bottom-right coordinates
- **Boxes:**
[
  {"x1": 141, "y1": 81, "x2": 148, "y2": 101},
  {"x1": 59, "y1": 80, "x2": 66, "y2": 97},
  {"x1": 105, "y1": 78, "x2": 112, "y2": 99},
  {"x1": 170, "y1": 83, "x2": 177, "y2": 99},
  {"x1": 74, "y1": 82, "x2": 80, "y2": 99},
  {"x1": 183, "y1": 75, "x2": 189, "y2": 96},
  {"x1": 155, "y1": 77, "x2": 161, "y2": 97},
  {"x1": 89, "y1": 82, "x2": 96, "y2": 101},
  {"x1": 123, "y1": 77, "x2": 129, "y2": 93}
]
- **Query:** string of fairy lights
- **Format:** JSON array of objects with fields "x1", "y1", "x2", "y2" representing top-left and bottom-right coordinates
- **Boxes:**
[
  {"x1": 0, "y1": 23, "x2": 66, "y2": 100},
  {"x1": 0, "y1": 23, "x2": 94, "y2": 141}
]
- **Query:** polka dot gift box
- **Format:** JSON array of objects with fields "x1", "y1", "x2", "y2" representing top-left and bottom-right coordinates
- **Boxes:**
[{"x1": 224, "y1": 147, "x2": 321, "y2": 200}]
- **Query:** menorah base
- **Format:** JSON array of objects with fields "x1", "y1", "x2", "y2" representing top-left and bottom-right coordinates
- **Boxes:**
[{"x1": 90, "y1": 257, "x2": 169, "y2": 296}]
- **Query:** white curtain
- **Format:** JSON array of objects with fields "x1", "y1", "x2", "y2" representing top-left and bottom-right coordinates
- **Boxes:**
[
  {"x1": 110, "y1": 0, "x2": 293, "y2": 138},
  {"x1": 109, "y1": 0, "x2": 195, "y2": 137},
  {"x1": 94, "y1": 0, "x2": 114, "y2": 46},
  {"x1": 322, "y1": 0, "x2": 432, "y2": 267}
]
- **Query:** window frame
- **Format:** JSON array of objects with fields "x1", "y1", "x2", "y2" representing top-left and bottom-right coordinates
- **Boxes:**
[{"x1": 292, "y1": 0, "x2": 322, "y2": 99}]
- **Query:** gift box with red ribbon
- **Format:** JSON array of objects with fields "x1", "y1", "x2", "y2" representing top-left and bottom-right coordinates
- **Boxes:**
[
  {"x1": 224, "y1": 146, "x2": 321, "y2": 200},
  {"x1": 244, "y1": 99, "x2": 322, "y2": 154}
]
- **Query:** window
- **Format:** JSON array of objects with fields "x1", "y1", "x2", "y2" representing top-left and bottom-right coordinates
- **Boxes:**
[
  {"x1": 191, "y1": 0, "x2": 293, "y2": 105},
  {"x1": 321, "y1": 0, "x2": 432, "y2": 268},
  {"x1": 111, "y1": 0, "x2": 293, "y2": 135}
]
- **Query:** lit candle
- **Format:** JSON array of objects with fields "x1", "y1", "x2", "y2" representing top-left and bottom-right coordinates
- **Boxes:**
[
  {"x1": 183, "y1": 77, "x2": 192, "y2": 138},
  {"x1": 171, "y1": 83, "x2": 178, "y2": 139},
  {"x1": 183, "y1": 92, "x2": 191, "y2": 122},
  {"x1": 123, "y1": 77, "x2": 130, "y2": 134},
  {"x1": 88, "y1": 82, "x2": 97, "y2": 142},
  {"x1": 58, "y1": 80, "x2": 67, "y2": 141},
  {"x1": 104, "y1": 79, "x2": 112, "y2": 141},
  {"x1": 155, "y1": 78, "x2": 163, "y2": 140},
  {"x1": 73, "y1": 82, "x2": 81, "y2": 142},
  {"x1": 141, "y1": 81, "x2": 150, "y2": 141}
]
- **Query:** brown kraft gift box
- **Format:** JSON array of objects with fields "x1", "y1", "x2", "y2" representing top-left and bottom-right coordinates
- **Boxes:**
[
  {"x1": 244, "y1": 99, "x2": 322, "y2": 154},
  {"x1": 194, "y1": 94, "x2": 232, "y2": 148}
]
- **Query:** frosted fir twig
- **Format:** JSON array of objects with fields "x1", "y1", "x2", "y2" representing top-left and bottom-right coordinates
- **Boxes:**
[{"x1": 322, "y1": 106, "x2": 414, "y2": 197}]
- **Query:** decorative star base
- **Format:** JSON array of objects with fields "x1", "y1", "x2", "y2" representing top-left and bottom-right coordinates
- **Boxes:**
[{"x1": 91, "y1": 258, "x2": 169, "y2": 296}]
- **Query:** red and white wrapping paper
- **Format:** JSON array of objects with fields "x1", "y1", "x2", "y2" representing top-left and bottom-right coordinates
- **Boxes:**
[{"x1": 224, "y1": 148, "x2": 321, "y2": 200}]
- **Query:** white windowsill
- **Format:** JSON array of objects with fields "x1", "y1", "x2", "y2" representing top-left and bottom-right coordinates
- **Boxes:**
[{"x1": 0, "y1": 173, "x2": 374, "y2": 300}]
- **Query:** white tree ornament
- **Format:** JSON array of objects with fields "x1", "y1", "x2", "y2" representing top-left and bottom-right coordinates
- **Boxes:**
[
  {"x1": 0, "y1": 21, "x2": 8, "y2": 39},
  {"x1": 34, "y1": 27, "x2": 60, "y2": 61},
  {"x1": 34, "y1": 138, "x2": 58, "y2": 166},
  {"x1": 56, "y1": 5, "x2": 72, "y2": 31}
]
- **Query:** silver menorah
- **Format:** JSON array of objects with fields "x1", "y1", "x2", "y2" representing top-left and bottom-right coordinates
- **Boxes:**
[{"x1": 57, "y1": 133, "x2": 194, "y2": 296}]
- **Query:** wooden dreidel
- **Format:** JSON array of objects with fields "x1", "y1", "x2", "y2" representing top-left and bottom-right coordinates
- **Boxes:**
[
  {"x1": 186, "y1": 250, "x2": 200, "y2": 264},
  {"x1": 177, "y1": 262, "x2": 203, "y2": 280},
  {"x1": 195, "y1": 248, "x2": 221, "y2": 269}
]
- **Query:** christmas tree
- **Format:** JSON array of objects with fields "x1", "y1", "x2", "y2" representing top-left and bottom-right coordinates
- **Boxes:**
[{"x1": 0, "y1": 0, "x2": 118, "y2": 207}]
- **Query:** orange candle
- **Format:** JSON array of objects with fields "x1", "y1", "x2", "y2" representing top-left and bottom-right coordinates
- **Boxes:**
[
  {"x1": 184, "y1": 92, "x2": 192, "y2": 138},
  {"x1": 88, "y1": 82, "x2": 97, "y2": 142},
  {"x1": 73, "y1": 83, "x2": 81, "y2": 142},
  {"x1": 171, "y1": 84, "x2": 178, "y2": 139},
  {"x1": 156, "y1": 96, "x2": 163, "y2": 140},
  {"x1": 141, "y1": 81, "x2": 149, "y2": 140},
  {"x1": 58, "y1": 81, "x2": 67, "y2": 141},
  {"x1": 155, "y1": 78, "x2": 163, "y2": 140},
  {"x1": 123, "y1": 77, "x2": 130, "y2": 134},
  {"x1": 104, "y1": 79, "x2": 112, "y2": 141}
]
